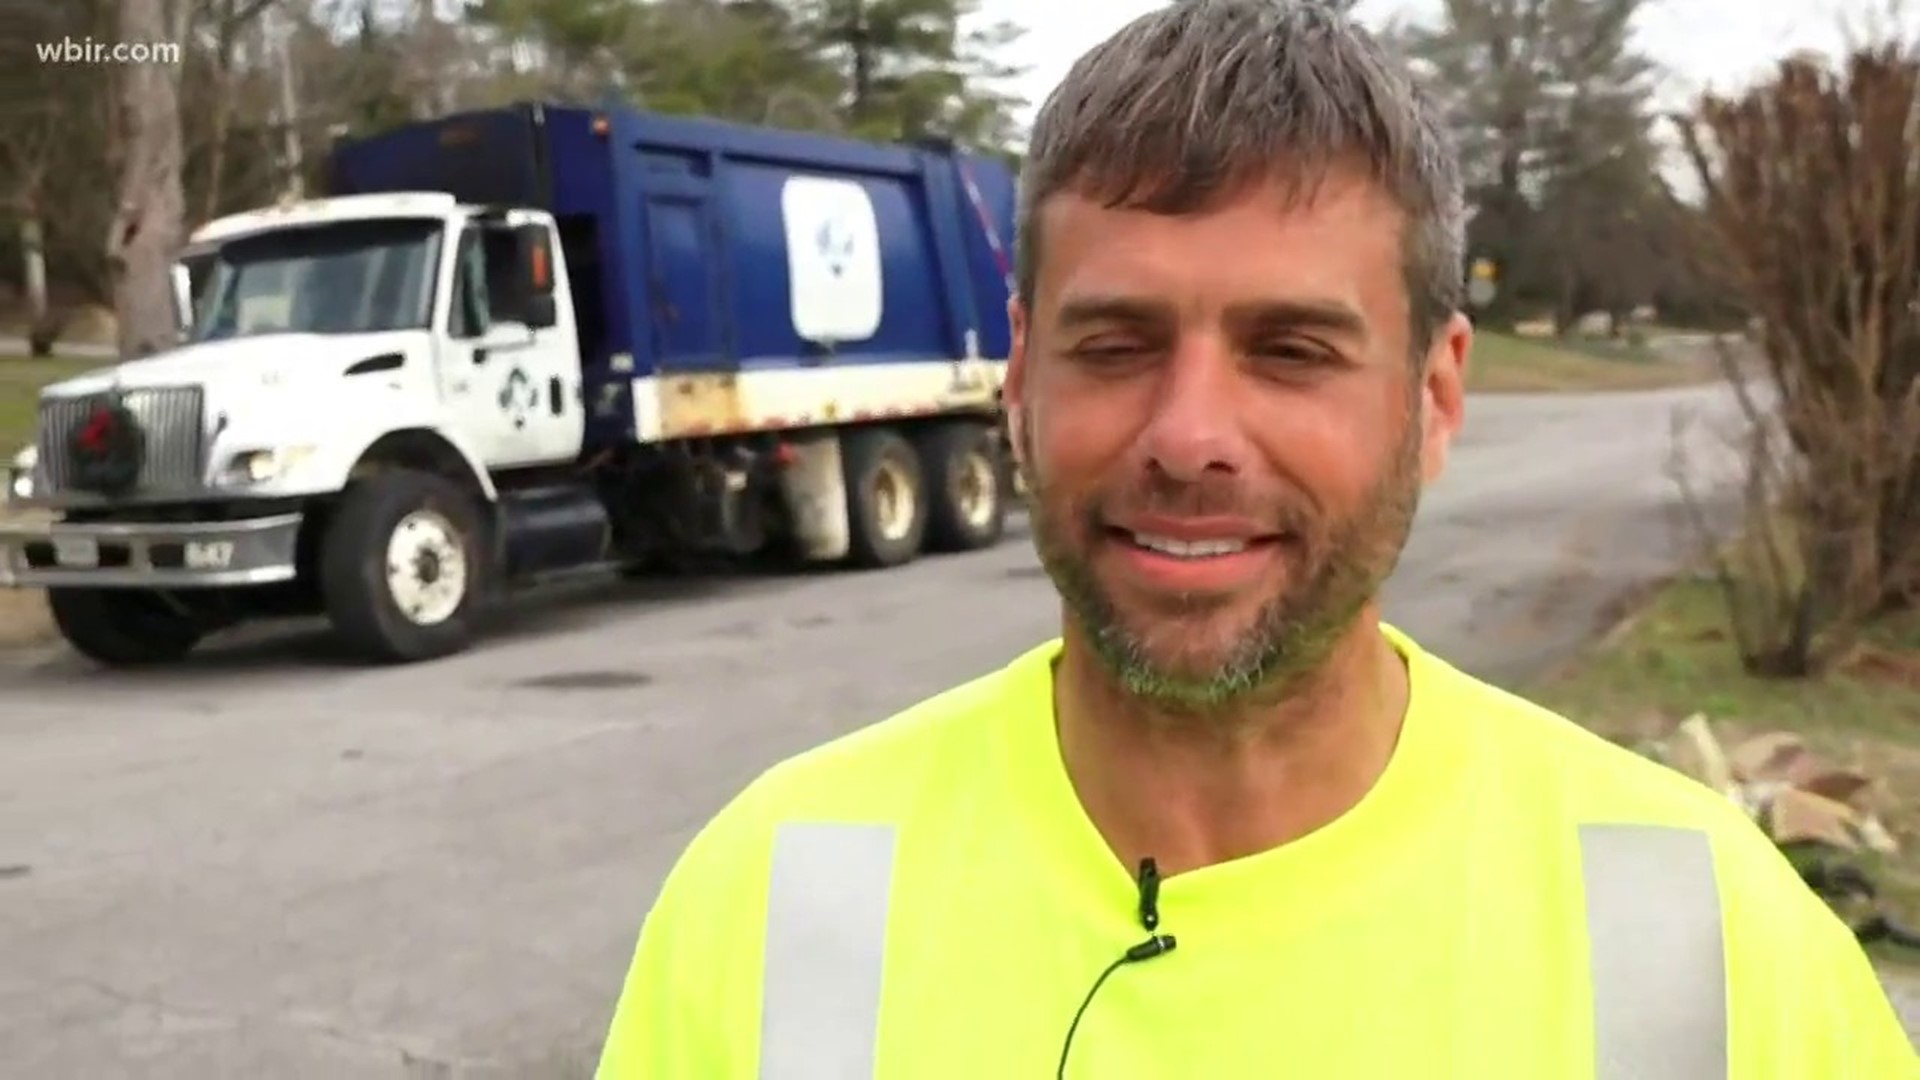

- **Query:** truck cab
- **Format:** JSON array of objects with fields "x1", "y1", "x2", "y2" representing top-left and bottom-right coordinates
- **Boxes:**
[
  {"x1": 2, "y1": 192, "x2": 589, "y2": 664},
  {"x1": 180, "y1": 192, "x2": 584, "y2": 474}
]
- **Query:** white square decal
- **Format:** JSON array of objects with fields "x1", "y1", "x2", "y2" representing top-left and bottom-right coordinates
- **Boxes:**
[{"x1": 782, "y1": 175, "x2": 884, "y2": 344}]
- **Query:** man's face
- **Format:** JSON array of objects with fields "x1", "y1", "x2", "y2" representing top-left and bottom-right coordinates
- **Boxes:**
[{"x1": 1004, "y1": 172, "x2": 1469, "y2": 712}]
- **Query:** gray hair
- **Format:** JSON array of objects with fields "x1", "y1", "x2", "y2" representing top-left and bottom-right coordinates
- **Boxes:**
[{"x1": 1015, "y1": 0, "x2": 1466, "y2": 353}]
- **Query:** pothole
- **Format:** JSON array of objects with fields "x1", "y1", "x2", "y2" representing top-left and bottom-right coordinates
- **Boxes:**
[{"x1": 513, "y1": 671, "x2": 653, "y2": 691}]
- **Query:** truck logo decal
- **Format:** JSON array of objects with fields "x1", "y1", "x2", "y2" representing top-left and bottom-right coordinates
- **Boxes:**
[
  {"x1": 782, "y1": 176, "x2": 883, "y2": 344},
  {"x1": 498, "y1": 366, "x2": 540, "y2": 430},
  {"x1": 816, "y1": 217, "x2": 855, "y2": 278}
]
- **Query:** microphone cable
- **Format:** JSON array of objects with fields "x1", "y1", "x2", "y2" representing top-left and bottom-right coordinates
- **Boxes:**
[{"x1": 1056, "y1": 857, "x2": 1179, "y2": 1079}]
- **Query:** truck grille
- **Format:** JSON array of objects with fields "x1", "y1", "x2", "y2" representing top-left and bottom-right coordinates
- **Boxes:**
[{"x1": 37, "y1": 387, "x2": 208, "y2": 495}]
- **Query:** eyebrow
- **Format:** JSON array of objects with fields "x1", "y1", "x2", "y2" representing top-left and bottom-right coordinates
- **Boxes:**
[
  {"x1": 1235, "y1": 299, "x2": 1367, "y2": 338},
  {"x1": 1053, "y1": 295, "x2": 1367, "y2": 338},
  {"x1": 1054, "y1": 296, "x2": 1172, "y2": 330}
]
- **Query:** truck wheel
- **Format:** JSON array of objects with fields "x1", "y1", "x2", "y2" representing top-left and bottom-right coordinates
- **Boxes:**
[
  {"x1": 842, "y1": 427, "x2": 927, "y2": 568},
  {"x1": 919, "y1": 421, "x2": 1008, "y2": 552},
  {"x1": 45, "y1": 587, "x2": 204, "y2": 667},
  {"x1": 320, "y1": 469, "x2": 488, "y2": 664}
]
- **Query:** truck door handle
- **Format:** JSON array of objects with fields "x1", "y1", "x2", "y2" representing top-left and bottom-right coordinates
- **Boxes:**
[{"x1": 473, "y1": 348, "x2": 488, "y2": 365}]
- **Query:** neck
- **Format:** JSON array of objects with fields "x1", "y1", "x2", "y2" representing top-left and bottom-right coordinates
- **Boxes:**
[{"x1": 1053, "y1": 609, "x2": 1411, "y2": 879}]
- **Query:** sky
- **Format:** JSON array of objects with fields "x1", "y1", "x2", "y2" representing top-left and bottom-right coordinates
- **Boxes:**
[{"x1": 977, "y1": 0, "x2": 1920, "y2": 128}]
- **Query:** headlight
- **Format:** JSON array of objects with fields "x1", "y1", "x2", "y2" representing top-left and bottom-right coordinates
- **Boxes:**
[
  {"x1": 4, "y1": 445, "x2": 36, "y2": 502},
  {"x1": 219, "y1": 444, "x2": 317, "y2": 486}
]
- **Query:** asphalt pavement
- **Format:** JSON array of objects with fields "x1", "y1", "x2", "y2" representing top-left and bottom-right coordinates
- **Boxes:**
[{"x1": 5, "y1": 382, "x2": 1892, "y2": 1077}]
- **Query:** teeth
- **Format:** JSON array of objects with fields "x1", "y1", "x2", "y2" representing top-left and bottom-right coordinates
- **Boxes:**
[{"x1": 1131, "y1": 533, "x2": 1248, "y2": 558}]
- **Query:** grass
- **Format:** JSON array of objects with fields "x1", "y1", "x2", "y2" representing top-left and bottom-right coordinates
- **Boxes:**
[
  {"x1": 1466, "y1": 330, "x2": 1717, "y2": 393},
  {"x1": 0, "y1": 354, "x2": 102, "y2": 454},
  {"x1": 0, "y1": 354, "x2": 88, "y2": 646},
  {"x1": 1522, "y1": 573, "x2": 1920, "y2": 967}
]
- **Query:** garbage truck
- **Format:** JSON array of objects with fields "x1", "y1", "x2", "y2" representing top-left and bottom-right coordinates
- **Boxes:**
[{"x1": 0, "y1": 102, "x2": 1019, "y2": 666}]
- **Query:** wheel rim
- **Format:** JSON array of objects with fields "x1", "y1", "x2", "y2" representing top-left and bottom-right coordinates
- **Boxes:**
[
  {"x1": 953, "y1": 449, "x2": 998, "y2": 530},
  {"x1": 386, "y1": 509, "x2": 468, "y2": 626},
  {"x1": 873, "y1": 458, "x2": 918, "y2": 542}
]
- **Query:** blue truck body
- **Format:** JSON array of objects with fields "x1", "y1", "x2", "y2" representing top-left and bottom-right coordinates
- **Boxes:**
[{"x1": 327, "y1": 103, "x2": 1019, "y2": 446}]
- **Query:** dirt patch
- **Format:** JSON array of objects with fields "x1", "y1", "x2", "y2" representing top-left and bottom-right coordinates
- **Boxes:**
[
  {"x1": 0, "y1": 587, "x2": 51, "y2": 646},
  {"x1": 0, "y1": 506, "x2": 52, "y2": 647}
]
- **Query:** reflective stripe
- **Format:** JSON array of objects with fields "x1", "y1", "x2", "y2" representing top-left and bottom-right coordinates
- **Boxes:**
[
  {"x1": 761, "y1": 822, "x2": 896, "y2": 1079},
  {"x1": 1580, "y1": 823, "x2": 1727, "y2": 1079},
  {"x1": 757, "y1": 820, "x2": 1726, "y2": 1078}
]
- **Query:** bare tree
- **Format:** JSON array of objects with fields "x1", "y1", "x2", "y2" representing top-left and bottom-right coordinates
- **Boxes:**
[
  {"x1": 191, "y1": 0, "x2": 284, "y2": 220},
  {"x1": 1671, "y1": 42, "x2": 1920, "y2": 675},
  {"x1": 105, "y1": 0, "x2": 190, "y2": 359},
  {"x1": 0, "y1": 96, "x2": 61, "y2": 356},
  {"x1": 0, "y1": 0, "x2": 113, "y2": 354}
]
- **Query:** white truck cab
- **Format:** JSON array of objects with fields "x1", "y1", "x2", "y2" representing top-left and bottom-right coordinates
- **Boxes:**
[{"x1": 1, "y1": 191, "x2": 584, "y2": 664}]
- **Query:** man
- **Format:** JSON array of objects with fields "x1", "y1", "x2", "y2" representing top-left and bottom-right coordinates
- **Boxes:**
[{"x1": 595, "y1": 1, "x2": 1916, "y2": 1076}]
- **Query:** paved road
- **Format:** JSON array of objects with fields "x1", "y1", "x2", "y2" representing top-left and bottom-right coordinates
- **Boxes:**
[{"x1": 0, "y1": 382, "x2": 1874, "y2": 1078}]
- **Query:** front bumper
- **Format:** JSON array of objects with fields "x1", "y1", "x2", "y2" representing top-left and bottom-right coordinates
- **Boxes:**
[{"x1": 0, "y1": 512, "x2": 304, "y2": 588}]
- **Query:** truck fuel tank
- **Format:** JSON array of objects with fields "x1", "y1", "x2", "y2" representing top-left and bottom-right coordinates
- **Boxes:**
[{"x1": 499, "y1": 484, "x2": 611, "y2": 580}]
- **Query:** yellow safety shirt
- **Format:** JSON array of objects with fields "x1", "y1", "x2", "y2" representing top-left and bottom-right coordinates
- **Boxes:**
[{"x1": 596, "y1": 626, "x2": 1917, "y2": 1078}]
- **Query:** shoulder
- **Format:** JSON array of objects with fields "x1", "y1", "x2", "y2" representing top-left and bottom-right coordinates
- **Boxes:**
[
  {"x1": 594, "y1": 641, "x2": 1062, "y2": 1074},
  {"x1": 743, "y1": 637, "x2": 1057, "y2": 817},
  {"x1": 1399, "y1": 626, "x2": 1769, "y2": 842},
  {"x1": 668, "y1": 637, "x2": 1056, "y2": 873},
  {"x1": 1399, "y1": 627, "x2": 1841, "y2": 940},
  {"x1": 1401, "y1": 629, "x2": 1907, "y2": 1037}
]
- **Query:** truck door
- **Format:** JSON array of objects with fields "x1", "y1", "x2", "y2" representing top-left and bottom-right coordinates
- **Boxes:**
[
  {"x1": 438, "y1": 218, "x2": 570, "y2": 468},
  {"x1": 643, "y1": 191, "x2": 724, "y2": 371},
  {"x1": 440, "y1": 224, "x2": 522, "y2": 467},
  {"x1": 501, "y1": 216, "x2": 585, "y2": 465}
]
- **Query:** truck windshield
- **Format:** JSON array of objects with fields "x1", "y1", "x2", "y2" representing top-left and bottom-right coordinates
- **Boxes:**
[{"x1": 191, "y1": 218, "x2": 443, "y2": 341}]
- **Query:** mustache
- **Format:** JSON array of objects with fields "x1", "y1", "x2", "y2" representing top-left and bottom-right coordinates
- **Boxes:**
[{"x1": 1079, "y1": 469, "x2": 1322, "y2": 539}]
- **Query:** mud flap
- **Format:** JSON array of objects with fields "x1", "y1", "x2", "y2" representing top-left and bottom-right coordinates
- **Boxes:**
[{"x1": 779, "y1": 431, "x2": 851, "y2": 561}]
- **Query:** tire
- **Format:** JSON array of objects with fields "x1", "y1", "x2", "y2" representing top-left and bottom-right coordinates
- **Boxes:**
[
  {"x1": 319, "y1": 469, "x2": 489, "y2": 664},
  {"x1": 841, "y1": 426, "x2": 928, "y2": 568},
  {"x1": 46, "y1": 587, "x2": 204, "y2": 667},
  {"x1": 918, "y1": 421, "x2": 1008, "y2": 552}
]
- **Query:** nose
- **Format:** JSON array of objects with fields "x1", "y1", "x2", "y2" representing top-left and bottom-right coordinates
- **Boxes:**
[{"x1": 1138, "y1": 334, "x2": 1251, "y2": 483}]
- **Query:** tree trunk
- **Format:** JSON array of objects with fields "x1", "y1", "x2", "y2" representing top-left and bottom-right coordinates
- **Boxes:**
[
  {"x1": 104, "y1": 0, "x2": 187, "y2": 360},
  {"x1": 848, "y1": 0, "x2": 872, "y2": 123},
  {"x1": 22, "y1": 215, "x2": 66, "y2": 359},
  {"x1": 201, "y1": 0, "x2": 239, "y2": 223}
]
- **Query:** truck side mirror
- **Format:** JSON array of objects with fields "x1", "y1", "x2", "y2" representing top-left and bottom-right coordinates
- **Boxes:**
[
  {"x1": 170, "y1": 264, "x2": 194, "y2": 339},
  {"x1": 513, "y1": 224, "x2": 556, "y2": 329}
]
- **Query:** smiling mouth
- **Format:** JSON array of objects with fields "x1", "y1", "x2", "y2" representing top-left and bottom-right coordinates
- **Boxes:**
[{"x1": 1105, "y1": 527, "x2": 1292, "y2": 559}]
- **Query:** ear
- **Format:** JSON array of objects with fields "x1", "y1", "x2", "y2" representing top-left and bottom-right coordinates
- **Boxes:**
[
  {"x1": 1418, "y1": 311, "x2": 1471, "y2": 483},
  {"x1": 1003, "y1": 293, "x2": 1031, "y2": 474}
]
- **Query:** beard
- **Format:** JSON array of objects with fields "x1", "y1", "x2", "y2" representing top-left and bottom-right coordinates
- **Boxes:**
[{"x1": 1017, "y1": 406, "x2": 1423, "y2": 715}]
